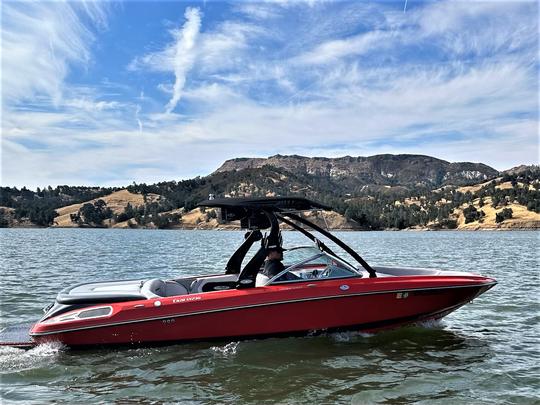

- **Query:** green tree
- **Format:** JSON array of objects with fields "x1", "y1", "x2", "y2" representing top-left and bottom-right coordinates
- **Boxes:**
[
  {"x1": 79, "y1": 199, "x2": 113, "y2": 226},
  {"x1": 495, "y1": 208, "x2": 513, "y2": 223},
  {"x1": 463, "y1": 205, "x2": 482, "y2": 224}
]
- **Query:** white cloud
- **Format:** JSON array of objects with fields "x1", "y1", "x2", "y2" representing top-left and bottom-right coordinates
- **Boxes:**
[
  {"x1": 130, "y1": 17, "x2": 265, "y2": 75},
  {"x1": 294, "y1": 1, "x2": 538, "y2": 68},
  {"x1": 165, "y1": 7, "x2": 202, "y2": 114},
  {"x1": 418, "y1": 1, "x2": 538, "y2": 58},
  {"x1": 2, "y1": 1, "x2": 538, "y2": 188},
  {"x1": 198, "y1": 21, "x2": 267, "y2": 73},
  {"x1": 183, "y1": 83, "x2": 242, "y2": 105},
  {"x1": 64, "y1": 98, "x2": 121, "y2": 112},
  {"x1": 135, "y1": 105, "x2": 143, "y2": 133},
  {"x1": 128, "y1": 7, "x2": 202, "y2": 114},
  {"x1": 1, "y1": 1, "x2": 108, "y2": 104},
  {"x1": 236, "y1": 3, "x2": 282, "y2": 20},
  {"x1": 294, "y1": 30, "x2": 395, "y2": 65}
]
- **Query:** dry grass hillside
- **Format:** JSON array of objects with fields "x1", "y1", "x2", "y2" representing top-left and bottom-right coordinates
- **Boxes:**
[
  {"x1": 51, "y1": 188, "x2": 539, "y2": 231},
  {"x1": 458, "y1": 180, "x2": 535, "y2": 194},
  {"x1": 452, "y1": 197, "x2": 540, "y2": 230},
  {"x1": 457, "y1": 179, "x2": 498, "y2": 194},
  {"x1": 111, "y1": 206, "x2": 359, "y2": 231},
  {"x1": 53, "y1": 189, "x2": 159, "y2": 227},
  {"x1": 300, "y1": 210, "x2": 360, "y2": 230},
  {"x1": 174, "y1": 208, "x2": 237, "y2": 229}
]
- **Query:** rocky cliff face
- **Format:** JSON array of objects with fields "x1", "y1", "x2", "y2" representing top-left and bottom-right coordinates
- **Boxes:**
[{"x1": 214, "y1": 154, "x2": 499, "y2": 187}]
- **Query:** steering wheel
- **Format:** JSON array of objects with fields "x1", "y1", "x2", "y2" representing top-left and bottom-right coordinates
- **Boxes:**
[{"x1": 319, "y1": 266, "x2": 332, "y2": 278}]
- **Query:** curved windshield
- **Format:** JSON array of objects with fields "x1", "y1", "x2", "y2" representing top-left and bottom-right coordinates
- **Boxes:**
[
  {"x1": 269, "y1": 250, "x2": 361, "y2": 284},
  {"x1": 283, "y1": 246, "x2": 321, "y2": 265}
]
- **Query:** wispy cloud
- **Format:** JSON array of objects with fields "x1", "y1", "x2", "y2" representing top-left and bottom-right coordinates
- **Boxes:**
[
  {"x1": 198, "y1": 21, "x2": 267, "y2": 74},
  {"x1": 2, "y1": 1, "x2": 538, "y2": 188},
  {"x1": 165, "y1": 7, "x2": 202, "y2": 114},
  {"x1": 235, "y1": 2, "x2": 282, "y2": 20},
  {"x1": 294, "y1": 30, "x2": 395, "y2": 65},
  {"x1": 129, "y1": 13, "x2": 265, "y2": 104},
  {"x1": 129, "y1": 7, "x2": 202, "y2": 113},
  {"x1": 135, "y1": 105, "x2": 143, "y2": 133},
  {"x1": 1, "y1": 1, "x2": 108, "y2": 104}
]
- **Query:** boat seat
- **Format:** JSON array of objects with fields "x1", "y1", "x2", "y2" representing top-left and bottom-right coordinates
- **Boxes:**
[
  {"x1": 141, "y1": 279, "x2": 188, "y2": 298},
  {"x1": 190, "y1": 274, "x2": 238, "y2": 293},
  {"x1": 56, "y1": 279, "x2": 189, "y2": 304},
  {"x1": 57, "y1": 279, "x2": 146, "y2": 305}
]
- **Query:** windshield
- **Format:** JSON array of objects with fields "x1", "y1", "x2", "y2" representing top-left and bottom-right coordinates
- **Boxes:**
[
  {"x1": 283, "y1": 246, "x2": 321, "y2": 265},
  {"x1": 268, "y1": 250, "x2": 361, "y2": 284}
]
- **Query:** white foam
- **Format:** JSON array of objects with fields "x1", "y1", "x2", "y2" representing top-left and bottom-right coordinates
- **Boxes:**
[
  {"x1": 415, "y1": 319, "x2": 445, "y2": 329},
  {"x1": 210, "y1": 341, "x2": 240, "y2": 356},
  {"x1": 0, "y1": 341, "x2": 64, "y2": 373},
  {"x1": 330, "y1": 330, "x2": 374, "y2": 342}
]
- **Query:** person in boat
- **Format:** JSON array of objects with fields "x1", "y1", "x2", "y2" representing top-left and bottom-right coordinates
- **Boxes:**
[{"x1": 262, "y1": 245, "x2": 300, "y2": 281}]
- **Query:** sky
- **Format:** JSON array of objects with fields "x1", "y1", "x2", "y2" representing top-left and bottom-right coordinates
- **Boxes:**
[{"x1": 1, "y1": 0, "x2": 539, "y2": 189}]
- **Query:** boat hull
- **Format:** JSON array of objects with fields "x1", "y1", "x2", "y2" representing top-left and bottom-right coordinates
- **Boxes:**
[{"x1": 29, "y1": 277, "x2": 496, "y2": 347}]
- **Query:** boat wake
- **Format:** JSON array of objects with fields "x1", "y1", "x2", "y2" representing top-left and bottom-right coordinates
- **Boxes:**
[
  {"x1": 415, "y1": 319, "x2": 445, "y2": 329},
  {"x1": 328, "y1": 320, "x2": 446, "y2": 342},
  {"x1": 211, "y1": 341, "x2": 240, "y2": 356},
  {"x1": 330, "y1": 330, "x2": 375, "y2": 342},
  {"x1": 0, "y1": 341, "x2": 64, "y2": 373}
]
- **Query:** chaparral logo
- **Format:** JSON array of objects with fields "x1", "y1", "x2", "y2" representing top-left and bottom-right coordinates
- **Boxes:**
[{"x1": 172, "y1": 296, "x2": 202, "y2": 304}]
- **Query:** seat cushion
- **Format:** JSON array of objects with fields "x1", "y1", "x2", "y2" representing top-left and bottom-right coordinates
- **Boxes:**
[
  {"x1": 141, "y1": 279, "x2": 188, "y2": 298},
  {"x1": 163, "y1": 281, "x2": 189, "y2": 297},
  {"x1": 190, "y1": 274, "x2": 239, "y2": 293},
  {"x1": 140, "y1": 279, "x2": 165, "y2": 299},
  {"x1": 56, "y1": 279, "x2": 146, "y2": 304}
]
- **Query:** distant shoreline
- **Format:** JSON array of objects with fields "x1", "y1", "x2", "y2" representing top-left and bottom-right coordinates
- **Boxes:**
[{"x1": 2, "y1": 226, "x2": 538, "y2": 231}]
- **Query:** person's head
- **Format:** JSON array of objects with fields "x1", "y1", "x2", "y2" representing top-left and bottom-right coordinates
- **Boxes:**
[{"x1": 267, "y1": 246, "x2": 284, "y2": 261}]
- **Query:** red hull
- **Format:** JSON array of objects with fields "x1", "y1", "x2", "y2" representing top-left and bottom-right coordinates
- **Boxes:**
[{"x1": 30, "y1": 276, "x2": 496, "y2": 347}]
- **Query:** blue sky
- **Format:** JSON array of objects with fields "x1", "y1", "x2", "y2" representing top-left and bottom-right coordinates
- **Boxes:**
[{"x1": 2, "y1": 0, "x2": 539, "y2": 188}]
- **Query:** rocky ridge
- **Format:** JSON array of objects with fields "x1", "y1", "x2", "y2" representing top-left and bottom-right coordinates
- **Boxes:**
[{"x1": 215, "y1": 154, "x2": 499, "y2": 188}]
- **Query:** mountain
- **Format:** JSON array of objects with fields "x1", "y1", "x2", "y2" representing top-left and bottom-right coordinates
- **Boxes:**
[
  {"x1": 1, "y1": 154, "x2": 539, "y2": 230},
  {"x1": 215, "y1": 154, "x2": 499, "y2": 188},
  {"x1": 502, "y1": 164, "x2": 540, "y2": 176}
]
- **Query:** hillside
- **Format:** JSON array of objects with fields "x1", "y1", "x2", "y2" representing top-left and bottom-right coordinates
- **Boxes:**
[
  {"x1": 1, "y1": 155, "x2": 538, "y2": 230},
  {"x1": 215, "y1": 154, "x2": 498, "y2": 188},
  {"x1": 52, "y1": 190, "x2": 160, "y2": 227},
  {"x1": 454, "y1": 199, "x2": 540, "y2": 230}
]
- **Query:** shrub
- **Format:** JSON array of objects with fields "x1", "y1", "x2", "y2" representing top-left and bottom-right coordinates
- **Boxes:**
[
  {"x1": 463, "y1": 205, "x2": 484, "y2": 224},
  {"x1": 495, "y1": 208, "x2": 513, "y2": 223}
]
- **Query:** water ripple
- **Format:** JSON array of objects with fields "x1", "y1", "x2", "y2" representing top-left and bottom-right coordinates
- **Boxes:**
[{"x1": 0, "y1": 229, "x2": 538, "y2": 404}]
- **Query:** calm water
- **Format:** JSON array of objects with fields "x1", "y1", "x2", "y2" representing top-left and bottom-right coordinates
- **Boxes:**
[{"x1": 0, "y1": 229, "x2": 538, "y2": 404}]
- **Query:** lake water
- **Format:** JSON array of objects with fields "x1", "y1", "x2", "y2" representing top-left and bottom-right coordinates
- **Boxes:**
[{"x1": 1, "y1": 229, "x2": 538, "y2": 404}]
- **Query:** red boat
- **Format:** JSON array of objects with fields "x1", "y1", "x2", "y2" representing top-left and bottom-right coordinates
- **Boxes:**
[{"x1": 2, "y1": 197, "x2": 496, "y2": 348}]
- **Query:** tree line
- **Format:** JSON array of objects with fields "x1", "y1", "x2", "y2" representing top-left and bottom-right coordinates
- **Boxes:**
[{"x1": 0, "y1": 186, "x2": 116, "y2": 226}]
